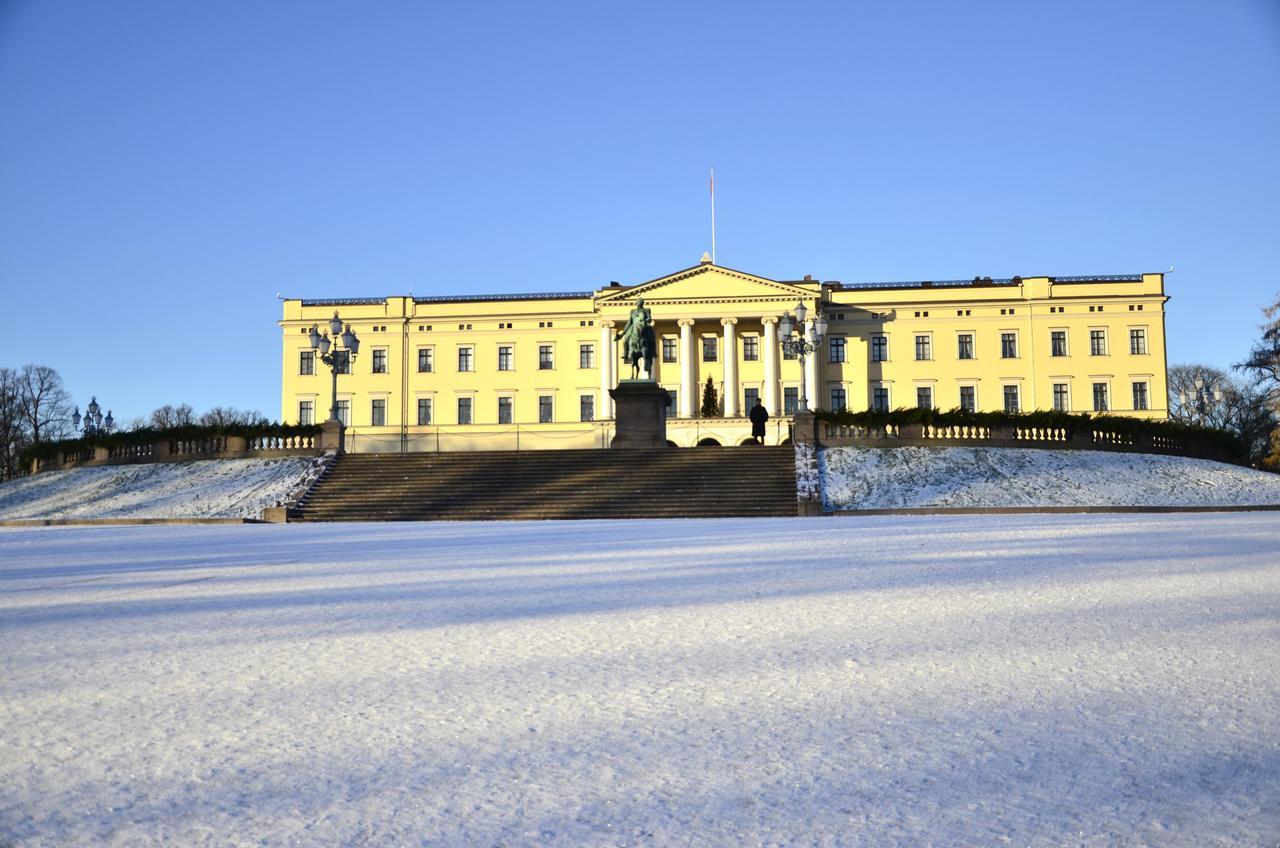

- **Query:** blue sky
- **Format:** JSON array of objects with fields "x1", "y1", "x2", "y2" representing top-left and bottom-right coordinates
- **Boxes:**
[{"x1": 2, "y1": 0, "x2": 1278, "y2": 423}]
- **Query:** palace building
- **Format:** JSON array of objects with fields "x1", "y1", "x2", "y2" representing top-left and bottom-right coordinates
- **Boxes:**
[{"x1": 279, "y1": 255, "x2": 1169, "y2": 450}]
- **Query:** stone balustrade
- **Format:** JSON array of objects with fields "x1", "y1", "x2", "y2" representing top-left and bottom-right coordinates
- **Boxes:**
[
  {"x1": 794, "y1": 413, "x2": 1233, "y2": 463},
  {"x1": 30, "y1": 427, "x2": 326, "y2": 474}
]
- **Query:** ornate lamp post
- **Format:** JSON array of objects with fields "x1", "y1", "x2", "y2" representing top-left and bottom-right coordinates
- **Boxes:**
[
  {"x1": 309, "y1": 312, "x2": 360, "y2": 424},
  {"x1": 778, "y1": 301, "x2": 828, "y2": 413},
  {"x1": 71, "y1": 396, "x2": 114, "y2": 436},
  {"x1": 1179, "y1": 376, "x2": 1224, "y2": 422}
]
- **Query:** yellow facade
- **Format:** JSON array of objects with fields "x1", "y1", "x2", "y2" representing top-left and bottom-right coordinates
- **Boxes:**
[{"x1": 279, "y1": 258, "x2": 1169, "y2": 449}]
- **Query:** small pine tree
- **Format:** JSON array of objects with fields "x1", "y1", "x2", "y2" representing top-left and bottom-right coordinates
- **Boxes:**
[{"x1": 700, "y1": 376, "x2": 719, "y2": 418}]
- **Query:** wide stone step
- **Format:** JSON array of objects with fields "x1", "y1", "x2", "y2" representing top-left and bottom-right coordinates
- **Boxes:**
[{"x1": 292, "y1": 448, "x2": 799, "y2": 521}]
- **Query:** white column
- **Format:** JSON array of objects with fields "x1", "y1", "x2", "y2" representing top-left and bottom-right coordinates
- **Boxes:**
[
  {"x1": 721, "y1": 317, "x2": 739, "y2": 417},
  {"x1": 600, "y1": 321, "x2": 614, "y2": 419},
  {"x1": 804, "y1": 319, "x2": 820, "y2": 411},
  {"x1": 679, "y1": 319, "x2": 696, "y2": 418},
  {"x1": 762, "y1": 317, "x2": 780, "y2": 416}
]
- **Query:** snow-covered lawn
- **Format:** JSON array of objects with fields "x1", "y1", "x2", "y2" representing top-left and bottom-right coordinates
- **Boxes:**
[
  {"x1": 0, "y1": 457, "x2": 324, "y2": 520},
  {"x1": 821, "y1": 446, "x2": 1280, "y2": 510},
  {"x1": 2, "y1": 516, "x2": 1278, "y2": 846}
]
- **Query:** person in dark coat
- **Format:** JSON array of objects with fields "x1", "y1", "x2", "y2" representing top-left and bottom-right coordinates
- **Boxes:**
[{"x1": 748, "y1": 397, "x2": 769, "y2": 445}]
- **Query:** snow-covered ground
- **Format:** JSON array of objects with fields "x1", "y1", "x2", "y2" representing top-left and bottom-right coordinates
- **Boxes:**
[
  {"x1": 0, "y1": 457, "x2": 325, "y2": 520},
  {"x1": 821, "y1": 446, "x2": 1280, "y2": 510},
  {"x1": 2, "y1": 516, "x2": 1278, "y2": 846}
]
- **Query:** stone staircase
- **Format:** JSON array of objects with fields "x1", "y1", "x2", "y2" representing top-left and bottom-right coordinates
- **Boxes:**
[{"x1": 292, "y1": 447, "x2": 798, "y2": 521}]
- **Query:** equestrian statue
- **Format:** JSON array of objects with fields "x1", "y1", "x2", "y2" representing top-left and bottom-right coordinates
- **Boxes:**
[{"x1": 616, "y1": 297, "x2": 656, "y2": 380}]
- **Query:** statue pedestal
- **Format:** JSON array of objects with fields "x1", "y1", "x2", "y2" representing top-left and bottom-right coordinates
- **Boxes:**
[{"x1": 609, "y1": 381, "x2": 671, "y2": 449}]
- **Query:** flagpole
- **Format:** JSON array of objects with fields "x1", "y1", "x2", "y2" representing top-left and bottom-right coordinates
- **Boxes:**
[{"x1": 710, "y1": 167, "x2": 716, "y2": 265}]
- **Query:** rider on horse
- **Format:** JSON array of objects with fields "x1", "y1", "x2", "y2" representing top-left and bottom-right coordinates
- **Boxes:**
[{"x1": 616, "y1": 298, "x2": 656, "y2": 380}]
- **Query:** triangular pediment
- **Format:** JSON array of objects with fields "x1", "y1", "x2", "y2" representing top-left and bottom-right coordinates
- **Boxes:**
[{"x1": 596, "y1": 263, "x2": 816, "y2": 306}]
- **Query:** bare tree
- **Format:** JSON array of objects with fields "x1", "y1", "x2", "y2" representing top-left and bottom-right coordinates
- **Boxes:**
[
  {"x1": 0, "y1": 368, "x2": 30, "y2": 480},
  {"x1": 198, "y1": 406, "x2": 265, "y2": 428},
  {"x1": 1169, "y1": 363, "x2": 1278, "y2": 465},
  {"x1": 148, "y1": 403, "x2": 195, "y2": 429},
  {"x1": 18, "y1": 364, "x2": 72, "y2": 444}
]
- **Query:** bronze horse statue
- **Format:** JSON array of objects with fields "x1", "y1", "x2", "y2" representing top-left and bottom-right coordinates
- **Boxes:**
[{"x1": 617, "y1": 298, "x2": 657, "y2": 380}]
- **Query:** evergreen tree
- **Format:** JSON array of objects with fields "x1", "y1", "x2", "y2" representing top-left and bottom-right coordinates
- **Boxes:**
[{"x1": 700, "y1": 376, "x2": 719, "y2": 418}]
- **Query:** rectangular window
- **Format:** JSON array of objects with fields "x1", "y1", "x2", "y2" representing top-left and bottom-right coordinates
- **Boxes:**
[
  {"x1": 417, "y1": 398, "x2": 432, "y2": 425},
  {"x1": 957, "y1": 334, "x2": 974, "y2": 360},
  {"x1": 743, "y1": 387, "x2": 759, "y2": 411},
  {"x1": 870, "y1": 334, "x2": 887, "y2": 362},
  {"x1": 1092, "y1": 382, "x2": 1109, "y2": 411},
  {"x1": 1001, "y1": 333, "x2": 1017, "y2": 359},
  {"x1": 335, "y1": 351, "x2": 351, "y2": 374},
  {"x1": 916, "y1": 387, "x2": 932, "y2": 409},
  {"x1": 298, "y1": 400, "x2": 314, "y2": 425},
  {"x1": 579, "y1": 343, "x2": 595, "y2": 369},
  {"x1": 1132, "y1": 382, "x2": 1149, "y2": 410},
  {"x1": 371, "y1": 349, "x2": 387, "y2": 374},
  {"x1": 702, "y1": 337, "x2": 718, "y2": 362},
  {"x1": 959, "y1": 386, "x2": 976, "y2": 413},
  {"x1": 829, "y1": 336, "x2": 846, "y2": 363},
  {"x1": 497, "y1": 346, "x2": 513, "y2": 371},
  {"x1": 497, "y1": 396, "x2": 512, "y2": 424},
  {"x1": 1053, "y1": 383, "x2": 1069, "y2": 412},
  {"x1": 417, "y1": 348, "x2": 434, "y2": 372},
  {"x1": 1090, "y1": 330, "x2": 1107, "y2": 356},
  {"x1": 299, "y1": 350, "x2": 315, "y2": 375},
  {"x1": 538, "y1": 395, "x2": 553, "y2": 423},
  {"x1": 336, "y1": 399, "x2": 350, "y2": 426},
  {"x1": 458, "y1": 347, "x2": 473, "y2": 372},
  {"x1": 914, "y1": 335, "x2": 931, "y2": 361},
  {"x1": 371, "y1": 398, "x2": 386, "y2": 426},
  {"x1": 579, "y1": 395, "x2": 594, "y2": 422},
  {"x1": 743, "y1": 336, "x2": 759, "y2": 361},
  {"x1": 1051, "y1": 331, "x2": 1067, "y2": 357},
  {"x1": 1129, "y1": 328, "x2": 1147, "y2": 355},
  {"x1": 666, "y1": 390, "x2": 677, "y2": 418},
  {"x1": 830, "y1": 387, "x2": 847, "y2": 411},
  {"x1": 784, "y1": 387, "x2": 799, "y2": 416},
  {"x1": 662, "y1": 337, "x2": 677, "y2": 363},
  {"x1": 539, "y1": 345, "x2": 553, "y2": 370},
  {"x1": 783, "y1": 345, "x2": 797, "y2": 361},
  {"x1": 1003, "y1": 385, "x2": 1019, "y2": 413},
  {"x1": 457, "y1": 397, "x2": 473, "y2": 425},
  {"x1": 872, "y1": 387, "x2": 890, "y2": 412}
]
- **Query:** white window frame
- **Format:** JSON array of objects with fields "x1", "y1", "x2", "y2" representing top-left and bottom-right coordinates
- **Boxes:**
[
  {"x1": 457, "y1": 345, "x2": 475, "y2": 372},
  {"x1": 1050, "y1": 380, "x2": 1072, "y2": 412},
  {"x1": 1128, "y1": 325, "x2": 1149, "y2": 356},
  {"x1": 870, "y1": 333, "x2": 888, "y2": 363},
  {"x1": 999, "y1": 331, "x2": 1018, "y2": 360},
  {"x1": 914, "y1": 333, "x2": 933, "y2": 361},
  {"x1": 1050, "y1": 328, "x2": 1069, "y2": 358},
  {"x1": 870, "y1": 383, "x2": 891, "y2": 413},
  {"x1": 1089, "y1": 328, "x2": 1108, "y2": 357}
]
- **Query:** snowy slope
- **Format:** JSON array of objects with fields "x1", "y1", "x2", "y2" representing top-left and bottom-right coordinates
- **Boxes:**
[
  {"x1": 1, "y1": 516, "x2": 1278, "y2": 846},
  {"x1": 822, "y1": 446, "x2": 1280, "y2": 510},
  {"x1": 0, "y1": 457, "x2": 325, "y2": 520}
]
